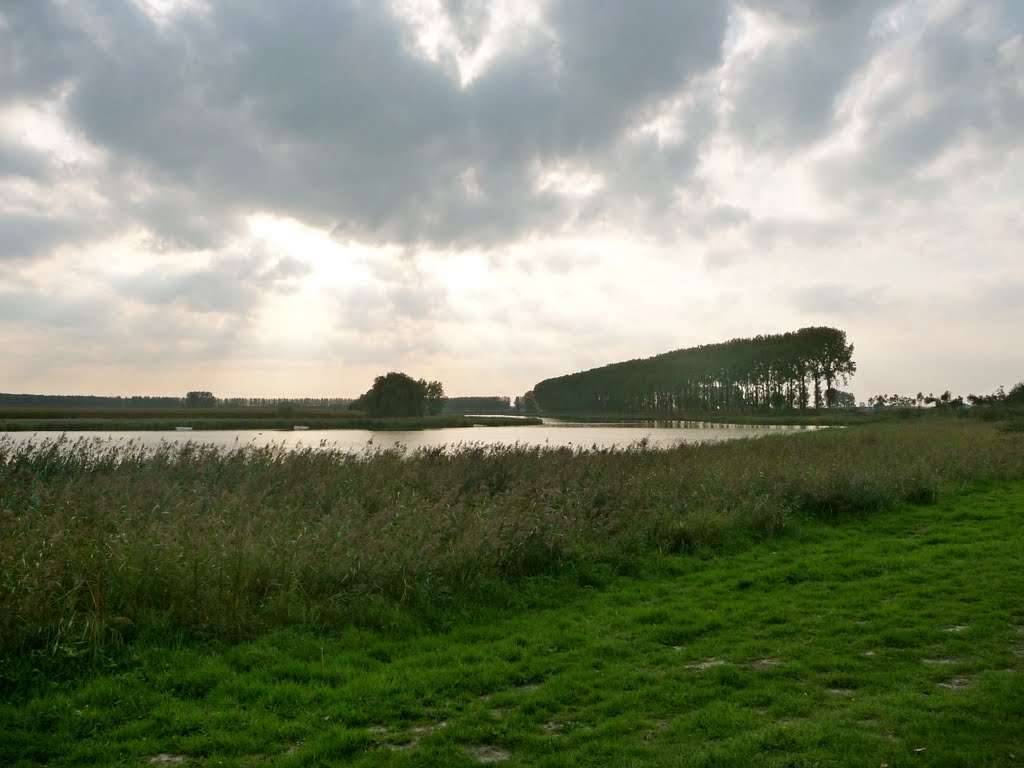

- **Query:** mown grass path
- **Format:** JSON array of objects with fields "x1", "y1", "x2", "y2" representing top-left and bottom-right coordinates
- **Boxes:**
[{"x1": 4, "y1": 482, "x2": 1023, "y2": 767}]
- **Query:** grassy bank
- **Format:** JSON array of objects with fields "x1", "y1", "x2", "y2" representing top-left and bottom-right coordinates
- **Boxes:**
[
  {"x1": 2, "y1": 419, "x2": 1023, "y2": 671},
  {"x1": 2, "y1": 480, "x2": 1022, "y2": 766},
  {"x1": 542, "y1": 407, "x2": 974, "y2": 427}
]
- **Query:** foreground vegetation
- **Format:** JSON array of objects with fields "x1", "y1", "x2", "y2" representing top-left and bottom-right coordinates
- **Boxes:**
[
  {"x1": 2, "y1": 419, "x2": 1023, "y2": 668},
  {"x1": 2, "y1": 478, "x2": 1022, "y2": 765}
]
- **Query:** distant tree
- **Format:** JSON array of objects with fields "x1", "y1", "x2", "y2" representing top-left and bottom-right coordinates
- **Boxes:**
[
  {"x1": 831, "y1": 389, "x2": 856, "y2": 409},
  {"x1": 1005, "y1": 381, "x2": 1024, "y2": 406},
  {"x1": 443, "y1": 396, "x2": 511, "y2": 414},
  {"x1": 968, "y1": 386, "x2": 1008, "y2": 407},
  {"x1": 185, "y1": 390, "x2": 216, "y2": 408},
  {"x1": 825, "y1": 387, "x2": 857, "y2": 409},
  {"x1": 515, "y1": 390, "x2": 539, "y2": 414},
  {"x1": 350, "y1": 373, "x2": 444, "y2": 417},
  {"x1": 924, "y1": 390, "x2": 966, "y2": 408},
  {"x1": 424, "y1": 380, "x2": 445, "y2": 415}
]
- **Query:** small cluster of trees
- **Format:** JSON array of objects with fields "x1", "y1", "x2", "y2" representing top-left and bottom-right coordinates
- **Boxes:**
[
  {"x1": 441, "y1": 396, "x2": 513, "y2": 414},
  {"x1": 867, "y1": 383, "x2": 1024, "y2": 409},
  {"x1": 967, "y1": 383, "x2": 1024, "y2": 407},
  {"x1": 219, "y1": 397, "x2": 353, "y2": 409},
  {"x1": 187, "y1": 393, "x2": 356, "y2": 409},
  {"x1": 348, "y1": 372, "x2": 445, "y2": 418},
  {"x1": 184, "y1": 390, "x2": 217, "y2": 408},
  {"x1": 514, "y1": 391, "x2": 539, "y2": 414},
  {"x1": 865, "y1": 393, "x2": 938, "y2": 409},
  {"x1": 185, "y1": 392, "x2": 355, "y2": 409},
  {"x1": 532, "y1": 327, "x2": 857, "y2": 415}
]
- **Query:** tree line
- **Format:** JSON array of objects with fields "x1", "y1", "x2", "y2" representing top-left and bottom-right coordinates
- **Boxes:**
[
  {"x1": 441, "y1": 396, "x2": 513, "y2": 414},
  {"x1": 532, "y1": 327, "x2": 857, "y2": 415},
  {"x1": 868, "y1": 383, "x2": 1024, "y2": 409},
  {"x1": 0, "y1": 393, "x2": 353, "y2": 409}
]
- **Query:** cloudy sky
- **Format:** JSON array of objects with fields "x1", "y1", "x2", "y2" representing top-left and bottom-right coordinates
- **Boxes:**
[{"x1": 2, "y1": 0, "x2": 1021, "y2": 402}]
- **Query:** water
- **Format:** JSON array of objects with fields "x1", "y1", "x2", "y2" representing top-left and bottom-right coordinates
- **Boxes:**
[{"x1": 4, "y1": 418, "x2": 817, "y2": 453}]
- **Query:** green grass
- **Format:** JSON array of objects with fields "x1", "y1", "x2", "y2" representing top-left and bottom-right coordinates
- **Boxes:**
[{"x1": 2, "y1": 481, "x2": 1022, "y2": 766}]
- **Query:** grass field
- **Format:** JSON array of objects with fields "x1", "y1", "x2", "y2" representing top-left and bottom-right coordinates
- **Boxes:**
[
  {"x1": 1, "y1": 420, "x2": 1022, "y2": 765},
  {"x1": 2, "y1": 481, "x2": 1022, "y2": 766}
]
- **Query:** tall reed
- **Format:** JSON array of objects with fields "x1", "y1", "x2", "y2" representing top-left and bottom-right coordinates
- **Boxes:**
[{"x1": 2, "y1": 421, "x2": 1022, "y2": 661}]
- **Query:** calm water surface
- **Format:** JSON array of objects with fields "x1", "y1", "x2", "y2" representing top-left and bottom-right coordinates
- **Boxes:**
[{"x1": 6, "y1": 419, "x2": 817, "y2": 453}]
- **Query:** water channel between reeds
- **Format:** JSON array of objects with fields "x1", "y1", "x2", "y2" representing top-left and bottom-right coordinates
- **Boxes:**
[{"x1": 6, "y1": 418, "x2": 820, "y2": 453}]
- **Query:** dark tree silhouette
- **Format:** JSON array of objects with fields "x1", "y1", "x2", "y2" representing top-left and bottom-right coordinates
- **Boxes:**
[
  {"x1": 350, "y1": 373, "x2": 445, "y2": 417},
  {"x1": 185, "y1": 390, "x2": 216, "y2": 408},
  {"x1": 533, "y1": 327, "x2": 856, "y2": 415}
]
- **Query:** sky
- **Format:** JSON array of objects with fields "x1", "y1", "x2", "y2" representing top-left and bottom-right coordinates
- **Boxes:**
[{"x1": 1, "y1": 0, "x2": 1022, "y2": 402}]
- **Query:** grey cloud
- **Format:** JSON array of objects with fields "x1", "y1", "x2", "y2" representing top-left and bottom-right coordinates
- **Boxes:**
[
  {"x1": 0, "y1": 287, "x2": 255, "y2": 367},
  {"x1": 546, "y1": 0, "x2": 727, "y2": 149},
  {"x1": 727, "y1": 1, "x2": 893, "y2": 151},
  {"x1": 0, "y1": 290, "x2": 114, "y2": 329},
  {"x1": 336, "y1": 254, "x2": 451, "y2": 333},
  {"x1": 741, "y1": 1, "x2": 883, "y2": 26},
  {"x1": 121, "y1": 253, "x2": 311, "y2": 315},
  {"x1": 0, "y1": 1, "x2": 90, "y2": 103},
  {"x1": 0, "y1": 214, "x2": 92, "y2": 261},
  {"x1": 5, "y1": 0, "x2": 1015, "y2": 284},
  {"x1": 818, "y1": 2, "x2": 1024, "y2": 196},
  {"x1": 386, "y1": 282, "x2": 449, "y2": 321},
  {"x1": 441, "y1": 0, "x2": 491, "y2": 53},
  {"x1": 0, "y1": 140, "x2": 53, "y2": 181},
  {"x1": 2, "y1": 0, "x2": 729, "y2": 255}
]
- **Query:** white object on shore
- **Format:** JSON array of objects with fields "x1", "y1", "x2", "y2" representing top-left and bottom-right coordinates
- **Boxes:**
[
  {"x1": 293, "y1": 425, "x2": 310, "y2": 430},
  {"x1": 175, "y1": 426, "x2": 193, "y2": 431}
]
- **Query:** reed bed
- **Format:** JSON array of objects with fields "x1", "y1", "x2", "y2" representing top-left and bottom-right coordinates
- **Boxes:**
[{"x1": 2, "y1": 420, "x2": 1022, "y2": 661}]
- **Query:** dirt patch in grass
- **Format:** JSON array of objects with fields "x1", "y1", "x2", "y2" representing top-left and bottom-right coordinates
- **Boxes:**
[
  {"x1": 464, "y1": 745, "x2": 511, "y2": 763},
  {"x1": 938, "y1": 677, "x2": 972, "y2": 692},
  {"x1": 749, "y1": 657, "x2": 784, "y2": 669},
  {"x1": 688, "y1": 658, "x2": 726, "y2": 671}
]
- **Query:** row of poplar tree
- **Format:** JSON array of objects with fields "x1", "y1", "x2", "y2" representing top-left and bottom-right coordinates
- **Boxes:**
[{"x1": 533, "y1": 327, "x2": 856, "y2": 414}]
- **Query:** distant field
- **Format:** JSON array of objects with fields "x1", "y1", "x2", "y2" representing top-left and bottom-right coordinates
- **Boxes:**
[{"x1": 0, "y1": 406, "x2": 540, "y2": 432}]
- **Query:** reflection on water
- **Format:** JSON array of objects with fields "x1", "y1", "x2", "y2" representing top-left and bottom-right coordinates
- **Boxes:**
[{"x1": 4, "y1": 418, "x2": 818, "y2": 454}]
